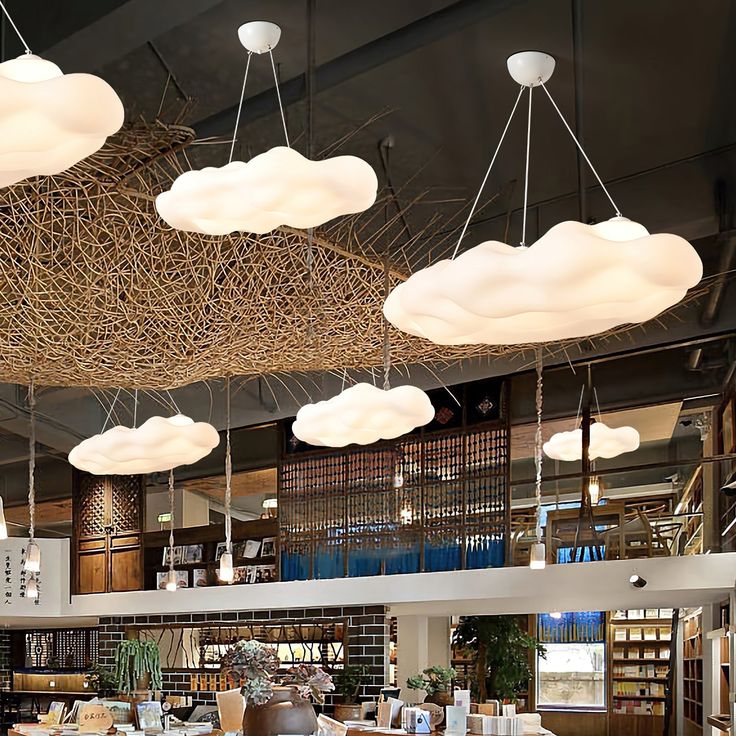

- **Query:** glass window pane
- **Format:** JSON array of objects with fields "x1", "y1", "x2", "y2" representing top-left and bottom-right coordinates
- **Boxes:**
[{"x1": 537, "y1": 642, "x2": 605, "y2": 707}]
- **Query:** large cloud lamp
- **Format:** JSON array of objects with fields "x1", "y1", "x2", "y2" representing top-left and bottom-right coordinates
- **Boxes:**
[
  {"x1": 543, "y1": 421, "x2": 640, "y2": 462},
  {"x1": 69, "y1": 414, "x2": 220, "y2": 475}
]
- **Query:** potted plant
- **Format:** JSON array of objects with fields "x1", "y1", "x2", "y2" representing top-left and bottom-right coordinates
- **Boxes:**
[
  {"x1": 452, "y1": 615, "x2": 545, "y2": 703},
  {"x1": 85, "y1": 662, "x2": 118, "y2": 697},
  {"x1": 114, "y1": 640, "x2": 163, "y2": 697},
  {"x1": 221, "y1": 640, "x2": 334, "y2": 736},
  {"x1": 407, "y1": 666, "x2": 456, "y2": 706},
  {"x1": 333, "y1": 664, "x2": 367, "y2": 722}
]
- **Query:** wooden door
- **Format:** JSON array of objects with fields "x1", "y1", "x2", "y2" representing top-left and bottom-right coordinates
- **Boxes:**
[{"x1": 73, "y1": 472, "x2": 144, "y2": 594}]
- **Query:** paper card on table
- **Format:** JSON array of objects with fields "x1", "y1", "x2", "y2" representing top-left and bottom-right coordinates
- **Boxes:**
[
  {"x1": 215, "y1": 688, "x2": 245, "y2": 733},
  {"x1": 79, "y1": 705, "x2": 114, "y2": 732},
  {"x1": 317, "y1": 714, "x2": 348, "y2": 736},
  {"x1": 445, "y1": 705, "x2": 467, "y2": 734}
]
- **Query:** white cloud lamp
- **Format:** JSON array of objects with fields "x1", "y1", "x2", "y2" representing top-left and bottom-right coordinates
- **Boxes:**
[
  {"x1": 69, "y1": 414, "x2": 220, "y2": 475},
  {"x1": 293, "y1": 383, "x2": 435, "y2": 448},
  {"x1": 0, "y1": 54, "x2": 124, "y2": 187},
  {"x1": 543, "y1": 421, "x2": 640, "y2": 462},
  {"x1": 383, "y1": 51, "x2": 703, "y2": 346},
  {"x1": 156, "y1": 21, "x2": 377, "y2": 236}
]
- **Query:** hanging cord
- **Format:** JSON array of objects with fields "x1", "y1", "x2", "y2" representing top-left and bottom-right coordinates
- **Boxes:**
[
  {"x1": 520, "y1": 85, "x2": 533, "y2": 247},
  {"x1": 27, "y1": 380, "x2": 36, "y2": 541},
  {"x1": 0, "y1": 0, "x2": 30, "y2": 54},
  {"x1": 593, "y1": 386, "x2": 603, "y2": 423},
  {"x1": 228, "y1": 52, "x2": 252, "y2": 163},
  {"x1": 168, "y1": 470, "x2": 175, "y2": 576},
  {"x1": 133, "y1": 388, "x2": 138, "y2": 428},
  {"x1": 382, "y1": 257, "x2": 391, "y2": 392},
  {"x1": 574, "y1": 384, "x2": 585, "y2": 427},
  {"x1": 268, "y1": 48, "x2": 290, "y2": 147},
  {"x1": 534, "y1": 348, "x2": 544, "y2": 543},
  {"x1": 451, "y1": 86, "x2": 524, "y2": 259},
  {"x1": 224, "y1": 377, "x2": 232, "y2": 555},
  {"x1": 539, "y1": 81, "x2": 621, "y2": 217}
]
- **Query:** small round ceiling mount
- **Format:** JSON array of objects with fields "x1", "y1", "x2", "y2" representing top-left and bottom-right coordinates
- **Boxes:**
[
  {"x1": 507, "y1": 51, "x2": 555, "y2": 87},
  {"x1": 238, "y1": 21, "x2": 281, "y2": 54}
]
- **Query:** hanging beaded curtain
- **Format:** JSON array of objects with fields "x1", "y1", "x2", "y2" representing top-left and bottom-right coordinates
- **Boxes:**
[
  {"x1": 279, "y1": 378, "x2": 508, "y2": 581},
  {"x1": 538, "y1": 612, "x2": 606, "y2": 643}
]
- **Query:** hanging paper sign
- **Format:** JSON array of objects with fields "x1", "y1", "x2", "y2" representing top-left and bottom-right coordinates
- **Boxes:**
[{"x1": 79, "y1": 704, "x2": 114, "y2": 732}]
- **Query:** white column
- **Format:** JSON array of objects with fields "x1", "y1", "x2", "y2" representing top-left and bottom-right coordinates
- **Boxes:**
[{"x1": 396, "y1": 615, "x2": 451, "y2": 702}]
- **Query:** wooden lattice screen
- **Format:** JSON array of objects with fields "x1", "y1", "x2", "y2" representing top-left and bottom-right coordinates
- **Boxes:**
[
  {"x1": 24, "y1": 628, "x2": 99, "y2": 669},
  {"x1": 279, "y1": 379, "x2": 509, "y2": 580}
]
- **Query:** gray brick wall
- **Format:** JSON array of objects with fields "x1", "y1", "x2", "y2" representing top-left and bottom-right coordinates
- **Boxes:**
[{"x1": 99, "y1": 606, "x2": 389, "y2": 709}]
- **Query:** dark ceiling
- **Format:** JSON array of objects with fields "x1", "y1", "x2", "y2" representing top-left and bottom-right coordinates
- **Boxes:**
[{"x1": 0, "y1": 0, "x2": 734, "y2": 518}]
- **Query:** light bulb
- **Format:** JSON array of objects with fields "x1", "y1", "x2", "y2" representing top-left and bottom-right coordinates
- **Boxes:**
[
  {"x1": 0, "y1": 497, "x2": 7, "y2": 540},
  {"x1": 529, "y1": 542, "x2": 546, "y2": 570},
  {"x1": 165, "y1": 569, "x2": 178, "y2": 591},
  {"x1": 26, "y1": 574, "x2": 38, "y2": 598},
  {"x1": 219, "y1": 552, "x2": 234, "y2": 583},
  {"x1": 24, "y1": 540, "x2": 40, "y2": 572},
  {"x1": 589, "y1": 477, "x2": 600, "y2": 505},
  {"x1": 550, "y1": 611, "x2": 562, "y2": 620}
]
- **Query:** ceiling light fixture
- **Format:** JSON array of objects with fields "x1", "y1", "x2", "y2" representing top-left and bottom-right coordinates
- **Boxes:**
[
  {"x1": 529, "y1": 350, "x2": 546, "y2": 570},
  {"x1": 23, "y1": 382, "x2": 40, "y2": 574},
  {"x1": 26, "y1": 574, "x2": 38, "y2": 599},
  {"x1": 549, "y1": 611, "x2": 562, "y2": 620},
  {"x1": 69, "y1": 413, "x2": 220, "y2": 475},
  {"x1": 219, "y1": 377, "x2": 234, "y2": 585},
  {"x1": 383, "y1": 51, "x2": 702, "y2": 346},
  {"x1": 156, "y1": 21, "x2": 377, "y2": 235},
  {"x1": 0, "y1": 2, "x2": 124, "y2": 188},
  {"x1": 544, "y1": 421, "x2": 640, "y2": 462},
  {"x1": 588, "y1": 476, "x2": 601, "y2": 505},
  {"x1": 165, "y1": 470, "x2": 177, "y2": 592},
  {"x1": 629, "y1": 574, "x2": 647, "y2": 588}
]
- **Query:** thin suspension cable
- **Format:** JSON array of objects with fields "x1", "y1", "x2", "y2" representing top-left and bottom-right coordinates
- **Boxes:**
[
  {"x1": 133, "y1": 388, "x2": 138, "y2": 427},
  {"x1": 28, "y1": 380, "x2": 36, "y2": 541},
  {"x1": 229, "y1": 52, "x2": 252, "y2": 164},
  {"x1": 540, "y1": 81, "x2": 621, "y2": 216},
  {"x1": 593, "y1": 386, "x2": 602, "y2": 422},
  {"x1": 521, "y1": 85, "x2": 533, "y2": 247},
  {"x1": 574, "y1": 384, "x2": 585, "y2": 426},
  {"x1": 268, "y1": 48, "x2": 290, "y2": 147},
  {"x1": 224, "y1": 377, "x2": 232, "y2": 554},
  {"x1": 451, "y1": 85, "x2": 524, "y2": 259},
  {"x1": 0, "y1": 0, "x2": 30, "y2": 54},
  {"x1": 534, "y1": 348, "x2": 544, "y2": 543},
  {"x1": 101, "y1": 387, "x2": 121, "y2": 432},
  {"x1": 382, "y1": 257, "x2": 390, "y2": 391}
]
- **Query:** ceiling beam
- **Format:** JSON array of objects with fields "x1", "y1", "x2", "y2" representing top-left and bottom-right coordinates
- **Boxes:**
[
  {"x1": 196, "y1": 0, "x2": 520, "y2": 137},
  {"x1": 42, "y1": 0, "x2": 227, "y2": 72}
]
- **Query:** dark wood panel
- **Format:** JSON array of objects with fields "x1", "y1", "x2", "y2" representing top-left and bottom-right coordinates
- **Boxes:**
[
  {"x1": 610, "y1": 713, "x2": 665, "y2": 736},
  {"x1": 111, "y1": 548, "x2": 142, "y2": 591},
  {"x1": 77, "y1": 553, "x2": 106, "y2": 594},
  {"x1": 143, "y1": 517, "x2": 278, "y2": 547}
]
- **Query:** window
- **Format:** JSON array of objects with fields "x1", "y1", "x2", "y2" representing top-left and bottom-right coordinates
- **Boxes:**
[{"x1": 537, "y1": 612, "x2": 605, "y2": 709}]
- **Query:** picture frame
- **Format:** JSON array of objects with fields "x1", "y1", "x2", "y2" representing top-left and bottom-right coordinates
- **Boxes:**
[
  {"x1": 193, "y1": 568, "x2": 209, "y2": 587},
  {"x1": 261, "y1": 537, "x2": 276, "y2": 558},
  {"x1": 183, "y1": 544, "x2": 204, "y2": 563},
  {"x1": 239, "y1": 539, "x2": 261, "y2": 559},
  {"x1": 136, "y1": 701, "x2": 163, "y2": 730},
  {"x1": 46, "y1": 701, "x2": 66, "y2": 725},
  {"x1": 215, "y1": 542, "x2": 228, "y2": 561},
  {"x1": 101, "y1": 700, "x2": 133, "y2": 725}
]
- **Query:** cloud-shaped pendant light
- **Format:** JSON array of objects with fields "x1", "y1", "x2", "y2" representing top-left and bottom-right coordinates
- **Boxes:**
[
  {"x1": 383, "y1": 51, "x2": 703, "y2": 346},
  {"x1": 156, "y1": 147, "x2": 378, "y2": 236},
  {"x1": 69, "y1": 414, "x2": 220, "y2": 475},
  {"x1": 383, "y1": 219, "x2": 702, "y2": 345},
  {"x1": 543, "y1": 421, "x2": 640, "y2": 462},
  {"x1": 292, "y1": 383, "x2": 435, "y2": 448},
  {"x1": 0, "y1": 54, "x2": 124, "y2": 187}
]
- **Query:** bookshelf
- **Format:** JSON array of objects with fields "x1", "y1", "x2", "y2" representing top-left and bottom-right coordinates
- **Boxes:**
[
  {"x1": 682, "y1": 609, "x2": 703, "y2": 736},
  {"x1": 609, "y1": 609, "x2": 673, "y2": 736}
]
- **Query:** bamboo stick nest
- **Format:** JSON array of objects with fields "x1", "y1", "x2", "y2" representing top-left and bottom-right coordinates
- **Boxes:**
[{"x1": 0, "y1": 121, "x2": 506, "y2": 390}]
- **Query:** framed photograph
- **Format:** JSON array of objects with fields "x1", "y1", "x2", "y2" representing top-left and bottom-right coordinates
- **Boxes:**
[
  {"x1": 47, "y1": 702, "x2": 66, "y2": 725},
  {"x1": 183, "y1": 544, "x2": 203, "y2": 563},
  {"x1": 722, "y1": 400, "x2": 734, "y2": 454},
  {"x1": 215, "y1": 542, "x2": 228, "y2": 561},
  {"x1": 193, "y1": 568, "x2": 209, "y2": 587},
  {"x1": 233, "y1": 566, "x2": 249, "y2": 584},
  {"x1": 238, "y1": 539, "x2": 261, "y2": 559},
  {"x1": 156, "y1": 572, "x2": 168, "y2": 590},
  {"x1": 259, "y1": 565, "x2": 277, "y2": 583},
  {"x1": 175, "y1": 570, "x2": 189, "y2": 589},
  {"x1": 261, "y1": 537, "x2": 276, "y2": 558},
  {"x1": 136, "y1": 701, "x2": 163, "y2": 730},
  {"x1": 102, "y1": 701, "x2": 133, "y2": 725}
]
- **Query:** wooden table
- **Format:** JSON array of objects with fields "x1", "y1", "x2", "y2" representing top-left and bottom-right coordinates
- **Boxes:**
[{"x1": 545, "y1": 501, "x2": 625, "y2": 563}]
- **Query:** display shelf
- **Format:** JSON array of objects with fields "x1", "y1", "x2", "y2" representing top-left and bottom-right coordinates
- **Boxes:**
[
  {"x1": 682, "y1": 610, "x2": 704, "y2": 735},
  {"x1": 608, "y1": 609, "x2": 672, "y2": 736}
]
